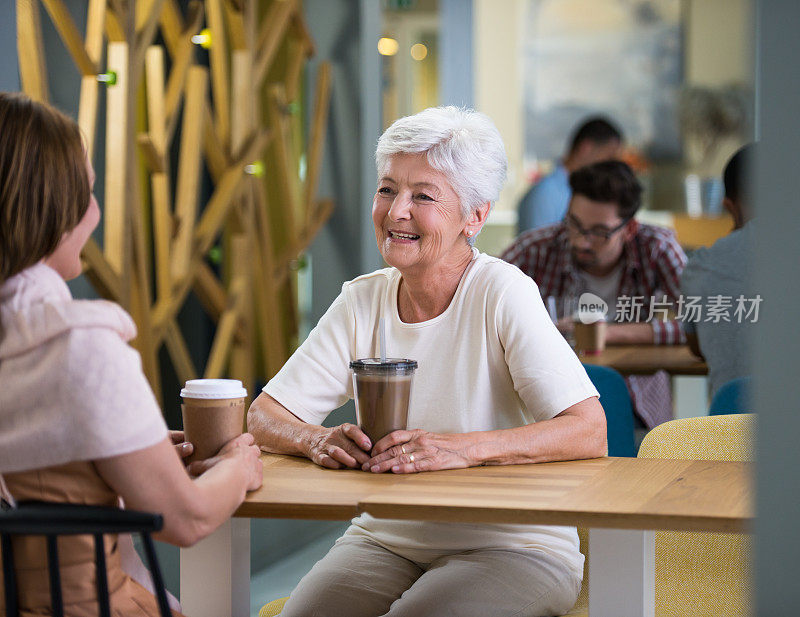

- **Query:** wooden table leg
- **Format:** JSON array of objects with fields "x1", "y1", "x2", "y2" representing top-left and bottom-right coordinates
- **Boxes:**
[
  {"x1": 180, "y1": 518, "x2": 251, "y2": 617},
  {"x1": 589, "y1": 528, "x2": 654, "y2": 617}
]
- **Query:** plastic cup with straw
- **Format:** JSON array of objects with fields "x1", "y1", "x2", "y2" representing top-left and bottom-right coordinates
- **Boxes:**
[{"x1": 349, "y1": 317, "x2": 417, "y2": 445}]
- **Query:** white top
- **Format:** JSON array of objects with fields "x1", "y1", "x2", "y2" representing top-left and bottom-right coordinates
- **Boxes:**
[
  {"x1": 264, "y1": 250, "x2": 598, "y2": 577},
  {"x1": 0, "y1": 263, "x2": 167, "y2": 473},
  {"x1": 579, "y1": 261, "x2": 624, "y2": 321}
]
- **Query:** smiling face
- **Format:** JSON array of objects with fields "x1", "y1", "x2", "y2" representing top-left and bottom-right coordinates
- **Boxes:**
[
  {"x1": 373, "y1": 153, "x2": 483, "y2": 278},
  {"x1": 44, "y1": 155, "x2": 101, "y2": 280}
]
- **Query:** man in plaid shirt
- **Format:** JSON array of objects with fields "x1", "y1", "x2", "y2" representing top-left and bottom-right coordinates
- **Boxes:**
[{"x1": 501, "y1": 160, "x2": 687, "y2": 428}]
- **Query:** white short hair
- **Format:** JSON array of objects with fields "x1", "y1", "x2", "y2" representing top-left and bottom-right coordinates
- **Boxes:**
[{"x1": 375, "y1": 106, "x2": 508, "y2": 218}]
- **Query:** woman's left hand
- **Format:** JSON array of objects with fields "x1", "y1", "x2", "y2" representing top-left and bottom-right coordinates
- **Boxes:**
[
  {"x1": 169, "y1": 430, "x2": 193, "y2": 461},
  {"x1": 362, "y1": 429, "x2": 481, "y2": 473}
]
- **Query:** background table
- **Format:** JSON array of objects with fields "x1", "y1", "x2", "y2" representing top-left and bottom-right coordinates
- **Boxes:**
[
  {"x1": 580, "y1": 344, "x2": 709, "y2": 422},
  {"x1": 180, "y1": 454, "x2": 751, "y2": 617},
  {"x1": 579, "y1": 344, "x2": 708, "y2": 376}
]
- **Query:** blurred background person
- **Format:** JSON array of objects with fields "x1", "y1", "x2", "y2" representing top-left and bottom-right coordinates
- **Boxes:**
[
  {"x1": 517, "y1": 116, "x2": 623, "y2": 234},
  {"x1": 502, "y1": 160, "x2": 686, "y2": 429},
  {"x1": 681, "y1": 143, "x2": 757, "y2": 398}
]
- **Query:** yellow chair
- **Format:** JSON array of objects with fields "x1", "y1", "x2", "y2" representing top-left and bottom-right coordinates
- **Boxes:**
[
  {"x1": 638, "y1": 413, "x2": 753, "y2": 617},
  {"x1": 259, "y1": 597, "x2": 288, "y2": 617},
  {"x1": 560, "y1": 528, "x2": 589, "y2": 616}
]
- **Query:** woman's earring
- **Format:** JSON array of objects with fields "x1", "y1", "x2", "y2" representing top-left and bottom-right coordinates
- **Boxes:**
[{"x1": 466, "y1": 230, "x2": 473, "y2": 237}]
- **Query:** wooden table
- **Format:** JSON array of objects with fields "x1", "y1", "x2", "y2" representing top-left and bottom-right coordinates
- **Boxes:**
[
  {"x1": 579, "y1": 344, "x2": 708, "y2": 376},
  {"x1": 180, "y1": 454, "x2": 751, "y2": 617}
]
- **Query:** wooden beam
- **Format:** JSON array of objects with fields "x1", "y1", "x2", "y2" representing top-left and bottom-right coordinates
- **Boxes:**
[
  {"x1": 228, "y1": 234, "x2": 254, "y2": 393},
  {"x1": 137, "y1": 133, "x2": 165, "y2": 173},
  {"x1": 81, "y1": 238, "x2": 123, "y2": 302},
  {"x1": 133, "y1": 0, "x2": 166, "y2": 78},
  {"x1": 194, "y1": 130, "x2": 271, "y2": 253},
  {"x1": 204, "y1": 275, "x2": 246, "y2": 379},
  {"x1": 202, "y1": 103, "x2": 228, "y2": 182},
  {"x1": 264, "y1": 84, "x2": 299, "y2": 251},
  {"x1": 104, "y1": 42, "x2": 132, "y2": 306},
  {"x1": 151, "y1": 130, "x2": 271, "y2": 340},
  {"x1": 78, "y1": 0, "x2": 106, "y2": 160},
  {"x1": 250, "y1": 179, "x2": 286, "y2": 376},
  {"x1": 130, "y1": 249, "x2": 162, "y2": 405},
  {"x1": 16, "y1": 0, "x2": 49, "y2": 102},
  {"x1": 192, "y1": 262, "x2": 254, "y2": 346},
  {"x1": 126, "y1": 34, "x2": 161, "y2": 399},
  {"x1": 253, "y1": 0, "x2": 296, "y2": 85},
  {"x1": 231, "y1": 49, "x2": 253, "y2": 156},
  {"x1": 159, "y1": 0, "x2": 186, "y2": 58},
  {"x1": 284, "y1": 38, "x2": 306, "y2": 102},
  {"x1": 171, "y1": 66, "x2": 208, "y2": 284},
  {"x1": 41, "y1": 0, "x2": 98, "y2": 76},
  {"x1": 108, "y1": 0, "x2": 126, "y2": 20},
  {"x1": 144, "y1": 46, "x2": 173, "y2": 303},
  {"x1": 164, "y1": 4, "x2": 204, "y2": 138},
  {"x1": 105, "y1": 6, "x2": 126, "y2": 42},
  {"x1": 193, "y1": 261, "x2": 227, "y2": 321},
  {"x1": 290, "y1": 8, "x2": 315, "y2": 58},
  {"x1": 164, "y1": 36, "x2": 195, "y2": 132},
  {"x1": 135, "y1": 0, "x2": 158, "y2": 32},
  {"x1": 165, "y1": 320, "x2": 198, "y2": 384},
  {"x1": 223, "y1": 0, "x2": 247, "y2": 50},
  {"x1": 303, "y1": 62, "x2": 332, "y2": 228},
  {"x1": 206, "y1": 0, "x2": 231, "y2": 151},
  {"x1": 274, "y1": 198, "x2": 334, "y2": 286}
]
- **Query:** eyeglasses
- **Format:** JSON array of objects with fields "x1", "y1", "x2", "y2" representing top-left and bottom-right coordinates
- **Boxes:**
[{"x1": 565, "y1": 215, "x2": 630, "y2": 242}]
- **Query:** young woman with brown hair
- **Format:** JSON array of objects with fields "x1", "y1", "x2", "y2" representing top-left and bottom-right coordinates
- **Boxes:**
[{"x1": 0, "y1": 92, "x2": 262, "y2": 616}]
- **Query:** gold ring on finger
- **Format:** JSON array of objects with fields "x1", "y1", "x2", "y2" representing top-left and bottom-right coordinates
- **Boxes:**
[
  {"x1": 401, "y1": 445, "x2": 406, "y2": 455},
  {"x1": 409, "y1": 453, "x2": 415, "y2": 463}
]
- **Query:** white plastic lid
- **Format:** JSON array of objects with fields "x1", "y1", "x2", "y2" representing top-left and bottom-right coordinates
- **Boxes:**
[{"x1": 180, "y1": 379, "x2": 247, "y2": 399}]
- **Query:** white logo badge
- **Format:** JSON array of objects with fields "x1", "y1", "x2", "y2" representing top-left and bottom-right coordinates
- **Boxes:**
[{"x1": 577, "y1": 293, "x2": 608, "y2": 324}]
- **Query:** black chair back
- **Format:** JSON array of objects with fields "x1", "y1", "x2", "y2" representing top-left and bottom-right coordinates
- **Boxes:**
[{"x1": 0, "y1": 501, "x2": 171, "y2": 617}]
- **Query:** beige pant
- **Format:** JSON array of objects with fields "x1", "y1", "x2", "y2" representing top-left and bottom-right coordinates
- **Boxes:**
[{"x1": 279, "y1": 535, "x2": 581, "y2": 617}]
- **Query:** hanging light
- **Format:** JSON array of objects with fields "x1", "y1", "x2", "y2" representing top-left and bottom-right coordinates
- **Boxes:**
[
  {"x1": 410, "y1": 43, "x2": 428, "y2": 61},
  {"x1": 378, "y1": 37, "x2": 399, "y2": 56}
]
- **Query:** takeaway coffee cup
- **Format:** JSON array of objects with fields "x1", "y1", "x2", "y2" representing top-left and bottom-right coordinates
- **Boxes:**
[
  {"x1": 180, "y1": 379, "x2": 248, "y2": 463},
  {"x1": 350, "y1": 359, "x2": 417, "y2": 445},
  {"x1": 573, "y1": 309, "x2": 608, "y2": 355}
]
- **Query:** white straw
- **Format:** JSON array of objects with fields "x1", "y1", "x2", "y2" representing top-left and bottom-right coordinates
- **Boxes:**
[
  {"x1": 379, "y1": 317, "x2": 387, "y2": 362},
  {"x1": 546, "y1": 296, "x2": 558, "y2": 323}
]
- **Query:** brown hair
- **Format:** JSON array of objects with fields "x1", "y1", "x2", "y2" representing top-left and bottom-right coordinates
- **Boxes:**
[
  {"x1": 0, "y1": 92, "x2": 90, "y2": 283},
  {"x1": 569, "y1": 160, "x2": 642, "y2": 220}
]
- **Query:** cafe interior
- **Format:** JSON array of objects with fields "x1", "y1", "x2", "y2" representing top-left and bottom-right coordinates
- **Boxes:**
[{"x1": 0, "y1": 0, "x2": 798, "y2": 616}]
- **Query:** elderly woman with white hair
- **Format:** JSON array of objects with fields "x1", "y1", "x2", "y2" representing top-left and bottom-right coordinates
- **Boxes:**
[{"x1": 247, "y1": 106, "x2": 606, "y2": 616}]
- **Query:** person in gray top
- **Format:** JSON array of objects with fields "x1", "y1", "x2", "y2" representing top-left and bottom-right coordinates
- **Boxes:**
[{"x1": 681, "y1": 144, "x2": 758, "y2": 397}]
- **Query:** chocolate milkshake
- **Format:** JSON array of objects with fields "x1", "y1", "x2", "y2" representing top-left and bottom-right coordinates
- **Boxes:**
[{"x1": 350, "y1": 359, "x2": 417, "y2": 444}]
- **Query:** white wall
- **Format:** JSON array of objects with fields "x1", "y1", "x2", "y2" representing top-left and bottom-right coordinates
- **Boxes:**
[
  {"x1": 685, "y1": 0, "x2": 752, "y2": 86},
  {"x1": 474, "y1": 0, "x2": 527, "y2": 217},
  {"x1": 472, "y1": 0, "x2": 754, "y2": 219}
]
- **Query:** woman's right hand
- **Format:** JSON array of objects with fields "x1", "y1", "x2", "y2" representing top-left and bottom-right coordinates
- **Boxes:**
[
  {"x1": 187, "y1": 433, "x2": 263, "y2": 491},
  {"x1": 305, "y1": 424, "x2": 372, "y2": 470}
]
